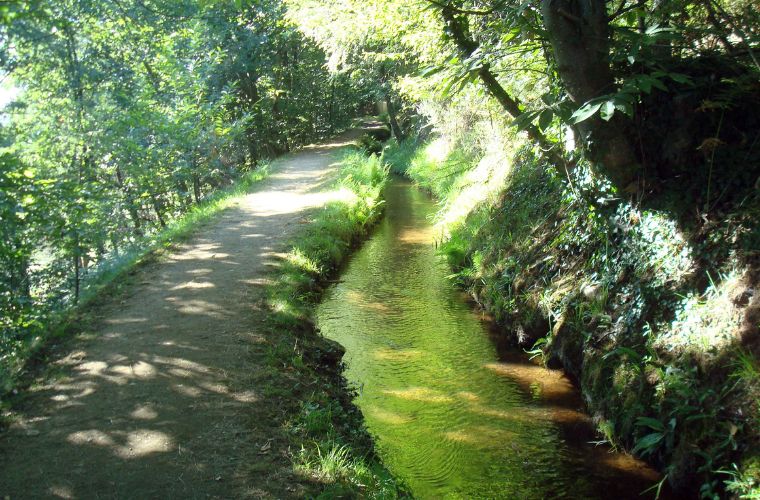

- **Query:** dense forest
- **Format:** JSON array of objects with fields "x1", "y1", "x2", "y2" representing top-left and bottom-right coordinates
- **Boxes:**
[{"x1": 1, "y1": 0, "x2": 759, "y2": 497}]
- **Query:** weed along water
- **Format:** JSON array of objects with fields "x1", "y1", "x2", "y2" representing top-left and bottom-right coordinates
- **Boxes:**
[{"x1": 316, "y1": 178, "x2": 665, "y2": 499}]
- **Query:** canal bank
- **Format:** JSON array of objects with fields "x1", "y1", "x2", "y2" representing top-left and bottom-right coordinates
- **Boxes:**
[{"x1": 317, "y1": 177, "x2": 664, "y2": 498}]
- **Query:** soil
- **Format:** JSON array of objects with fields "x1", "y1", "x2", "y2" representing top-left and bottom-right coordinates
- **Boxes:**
[{"x1": 0, "y1": 133, "x2": 360, "y2": 499}]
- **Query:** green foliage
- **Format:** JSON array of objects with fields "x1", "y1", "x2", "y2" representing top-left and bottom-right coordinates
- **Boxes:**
[
  {"x1": 357, "y1": 133, "x2": 383, "y2": 156},
  {"x1": 388, "y1": 121, "x2": 759, "y2": 496},
  {"x1": 0, "y1": 0, "x2": 373, "y2": 394},
  {"x1": 267, "y1": 149, "x2": 388, "y2": 327},
  {"x1": 263, "y1": 148, "x2": 404, "y2": 497}
]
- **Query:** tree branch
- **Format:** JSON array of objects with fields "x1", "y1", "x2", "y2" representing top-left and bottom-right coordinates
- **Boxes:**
[
  {"x1": 424, "y1": 0, "x2": 494, "y2": 16},
  {"x1": 438, "y1": 6, "x2": 564, "y2": 166},
  {"x1": 610, "y1": 0, "x2": 646, "y2": 21}
]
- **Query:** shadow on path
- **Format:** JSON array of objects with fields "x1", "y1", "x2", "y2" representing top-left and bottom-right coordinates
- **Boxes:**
[{"x1": 0, "y1": 133, "x2": 360, "y2": 499}]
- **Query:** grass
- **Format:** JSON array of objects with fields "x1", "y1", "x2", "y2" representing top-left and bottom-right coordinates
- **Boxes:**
[
  {"x1": 266, "y1": 150, "x2": 388, "y2": 328},
  {"x1": 79, "y1": 166, "x2": 271, "y2": 304},
  {"x1": 258, "y1": 148, "x2": 406, "y2": 497},
  {"x1": 1, "y1": 139, "x2": 405, "y2": 497},
  {"x1": 386, "y1": 134, "x2": 760, "y2": 497},
  {"x1": 0, "y1": 163, "x2": 271, "y2": 399}
]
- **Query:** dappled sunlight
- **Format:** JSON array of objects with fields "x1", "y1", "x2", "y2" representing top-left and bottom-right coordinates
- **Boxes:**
[
  {"x1": 435, "y1": 145, "x2": 512, "y2": 237},
  {"x1": 484, "y1": 361, "x2": 578, "y2": 406},
  {"x1": 167, "y1": 367, "x2": 195, "y2": 378},
  {"x1": 443, "y1": 425, "x2": 517, "y2": 447},
  {"x1": 595, "y1": 448, "x2": 662, "y2": 481},
  {"x1": 150, "y1": 355, "x2": 213, "y2": 374},
  {"x1": 316, "y1": 176, "x2": 667, "y2": 498},
  {"x1": 171, "y1": 243, "x2": 230, "y2": 262},
  {"x1": 455, "y1": 391, "x2": 480, "y2": 402},
  {"x1": 397, "y1": 226, "x2": 433, "y2": 245},
  {"x1": 482, "y1": 361, "x2": 591, "y2": 426},
  {"x1": 548, "y1": 407, "x2": 592, "y2": 427},
  {"x1": 198, "y1": 381, "x2": 231, "y2": 394},
  {"x1": 110, "y1": 361, "x2": 158, "y2": 379},
  {"x1": 464, "y1": 401, "x2": 544, "y2": 425},
  {"x1": 372, "y1": 347, "x2": 422, "y2": 361},
  {"x1": 103, "y1": 317, "x2": 147, "y2": 325},
  {"x1": 186, "y1": 267, "x2": 214, "y2": 275},
  {"x1": 0, "y1": 133, "x2": 369, "y2": 497},
  {"x1": 382, "y1": 387, "x2": 455, "y2": 404},
  {"x1": 164, "y1": 297, "x2": 230, "y2": 318},
  {"x1": 365, "y1": 406, "x2": 413, "y2": 425},
  {"x1": 231, "y1": 389, "x2": 258, "y2": 403},
  {"x1": 66, "y1": 429, "x2": 174, "y2": 459},
  {"x1": 158, "y1": 340, "x2": 203, "y2": 351},
  {"x1": 239, "y1": 232, "x2": 266, "y2": 240},
  {"x1": 345, "y1": 289, "x2": 392, "y2": 313},
  {"x1": 654, "y1": 268, "x2": 745, "y2": 356},
  {"x1": 48, "y1": 485, "x2": 74, "y2": 499},
  {"x1": 170, "y1": 280, "x2": 216, "y2": 291},
  {"x1": 172, "y1": 383, "x2": 203, "y2": 397},
  {"x1": 118, "y1": 430, "x2": 174, "y2": 458},
  {"x1": 131, "y1": 404, "x2": 159, "y2": 420},
  {"x1": 67, "y1": 429, "x2": 115, "y2": 447},
  {"x1": 244, "y1": 187, "x2": 356, "y2": 218},
  {"x1": 49, "y1": 382, "x2": 96, "y2": 403},
  {"x1": 72, "y1": 359, "x2": 160, "y2": 386}
]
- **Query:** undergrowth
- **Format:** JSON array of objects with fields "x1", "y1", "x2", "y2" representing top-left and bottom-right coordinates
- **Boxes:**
[
  {"x1": 386, "y1": 135, "x2": 760, "y2": 498},
  {"x1": 261, "y1": 148, "x2": 405, "y2": 497}
]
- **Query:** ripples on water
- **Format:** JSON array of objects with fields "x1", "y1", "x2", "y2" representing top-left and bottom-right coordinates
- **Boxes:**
[{"x1": 316, "y1": 178, "x2": 663, "y2": 499}]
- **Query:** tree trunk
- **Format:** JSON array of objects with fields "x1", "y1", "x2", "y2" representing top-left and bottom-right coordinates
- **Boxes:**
[
  {"x1": 8, "y1": 250, "x2": 31, "y2": 302},
  {"x1": 192, "y1": 173, "x2": 202, "y2": 205},
  {"x1": 115, "y1": 165, "x2": 143, "y2": 237},
  {"x1": 541, "y1": 0, "x2": 641, "y2": 192},
  {"x1": 72, "y1": 238, "x2": 81, "y2": 303},
  {"x1": 150, "y1": 192, "x2": 167, "y2": 228},
  {"x1": 385, "y1": 95, "x2": 404, "y2": 142},
  {"x1": 327, "y1": 78, "x2": 336, "y2": 134},
  {"x1": 238, "y1": 73, "x2": 261, "y2": 164}
]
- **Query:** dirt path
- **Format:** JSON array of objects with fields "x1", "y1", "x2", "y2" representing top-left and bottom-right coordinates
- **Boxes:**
[{"x1": 0, "y1": 133, "x2": 359, "y2": 499}]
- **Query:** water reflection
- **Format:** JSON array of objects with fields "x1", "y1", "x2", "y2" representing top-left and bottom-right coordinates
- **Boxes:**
[{"x1": 316, "y1": 178, "x2": 664, "y2": 499}]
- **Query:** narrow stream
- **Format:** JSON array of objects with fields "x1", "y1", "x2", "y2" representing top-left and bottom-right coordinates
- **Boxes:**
[{"x1": 316, "y1": 178, "x2": 662, "y2": 499}]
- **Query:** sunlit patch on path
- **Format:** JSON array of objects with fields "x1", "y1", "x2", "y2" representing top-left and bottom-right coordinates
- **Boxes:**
[{"x1": 0, "y1": 132, "x2": 361, "y2": 498}]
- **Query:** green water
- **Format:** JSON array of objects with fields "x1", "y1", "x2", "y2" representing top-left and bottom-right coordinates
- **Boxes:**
[{"x1": 316, "y1": 178, "x2": 661, "y2": 499}]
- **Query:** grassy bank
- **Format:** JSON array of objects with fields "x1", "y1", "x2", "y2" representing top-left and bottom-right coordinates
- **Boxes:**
[
  {"x1": 386, "y1": 137, "x2": 760, "y2": 497},
  {"x1": 0, "y1": 165, "x2": 270, "y2": 400},
  {"x1": 258, "y1": 148, "x2": 405, "y2": 497}
]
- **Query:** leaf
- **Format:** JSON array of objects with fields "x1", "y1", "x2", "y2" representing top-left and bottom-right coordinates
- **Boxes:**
[
  {"x1": 636, "y1": 417, "x2": 666, "y2": 432},
  {"x1": 538, "y1": 109, "x2": 553, "y2": 130},
  {"x1": 632, "y1": 432, "x2": 664, "y2": 456},
  {"x1": 602, "y1": 346, "x2": 642, "y2": 362},
  {"x1": 512, "y1": 110, "x2": 540, "y2": 132},
  {"x1": 667, "y1": 72, "x2": 694, "y2": 86},
  {"x1": 600, "y1": 100, "x2": 615, "y2": 121},
  {"x1": 651, "y1": 78, "x2": 668, "y2": 92},
  {"x1": 419, "y1": 65, "x2": 444, "y2": 78},
  {"x1": 540, "y1": 93, "x2": 556, "y2": 106},
  {"x1": 638, "y1": 77, "x2": 652, "y2": 94},
  {"x1": 570, "y1": 101, "x2": 603, "y2": 124}
]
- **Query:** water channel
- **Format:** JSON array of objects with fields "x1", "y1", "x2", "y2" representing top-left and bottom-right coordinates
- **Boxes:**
[{"x1": 316, "y1": 177, "x2": 663, "y2": 499}]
